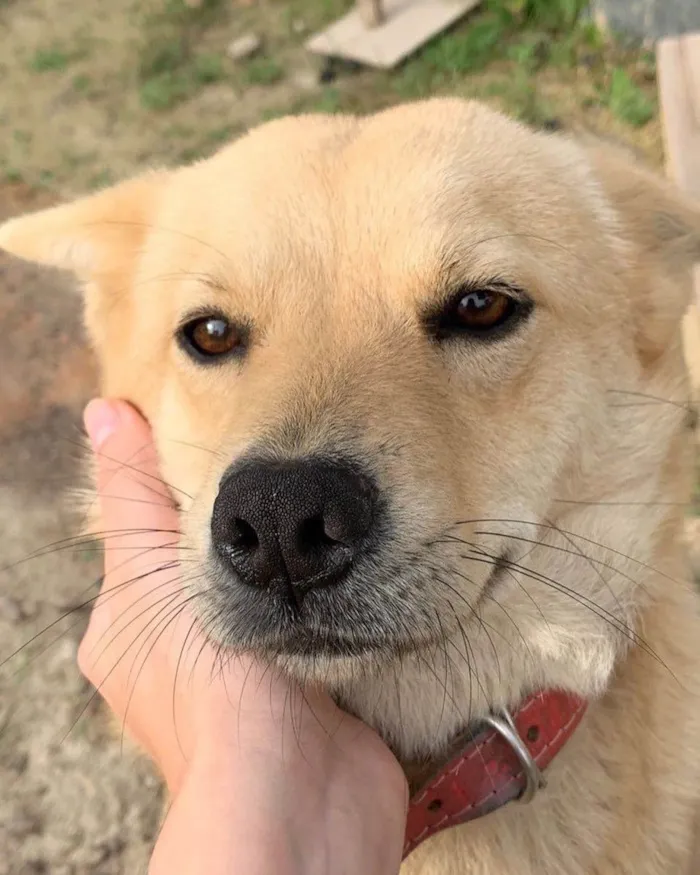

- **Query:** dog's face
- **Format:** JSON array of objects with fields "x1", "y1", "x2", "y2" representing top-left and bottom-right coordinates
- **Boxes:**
[{"x1": 2, "y1": 100, "x2": 699, "y2": 756}]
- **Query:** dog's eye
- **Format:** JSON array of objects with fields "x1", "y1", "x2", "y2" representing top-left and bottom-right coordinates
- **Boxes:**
[
  {"x1": 432, "y1": 284, "x2": 529, "y2": 341},
  {"x1": 179, "y1": 315, "x2": 243, "y2": 360},
  {"x1": 453, "y1": 290, "x2": 513, "y2": 329},
  {"x1": 445, "y1": 289, "x2": 517, "y2": 331}
]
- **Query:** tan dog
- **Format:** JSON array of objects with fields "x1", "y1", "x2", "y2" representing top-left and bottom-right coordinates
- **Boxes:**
[{"x1": 2, "y1": 99, "x2": 700, "y2": 874}]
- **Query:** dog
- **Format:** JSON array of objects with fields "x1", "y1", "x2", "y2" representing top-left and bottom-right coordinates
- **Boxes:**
[{"x1": 2, "y1": 99, "x2": 700, "y2": 874}]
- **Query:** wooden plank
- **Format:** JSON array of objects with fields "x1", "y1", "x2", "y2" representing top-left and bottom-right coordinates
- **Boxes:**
[
  {"x1": 306, "y1": 0, "x2": 481, "y2": 71},
  {"x1": 657, "y1": 34, "x2": 700, "y2": 197},
  {"x1": 657, "y1": 34, "x2": 700, "y2": 389}
]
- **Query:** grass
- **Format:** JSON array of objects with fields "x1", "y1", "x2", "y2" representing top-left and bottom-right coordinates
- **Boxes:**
[
  {"x1": 244, "y1": 56, "x2": 284, "y2": 86},
  {"x1": 71, "y1": 73, "x2": 91, "y2": 93},
  {"x1": 0, "y1": 0, "x2": 665, "y2": 193},
  {"x1": 388, "y1": 0, "x2": 597, "y2": 105},
  {"x1": 30, "y1": 46, "x2": 74, "y2": 72},
  {"x1": 3, "y1": 168, "x2": 23, "y2": 184},
  {"x1": 606, "y1": 67, "x2": 654, "y2": 127},
  {"x1": 136, "y1": 0, "x2": 230, "y2": 109},
  {"x1": 88, "y1": 169, "x2": 114, "y2": 191},
  {"x1": 138, "y1": 50, "x2": 227, "y2": 110},
  {"x1": 176, "y1": 121, "x2": 246, "y2": 164},
  {"x1": 192, "y1": 52, "x2": 224, "y2": 84},
  {"x1": 140, "y1": 72, "x2": 191, "y2": 110}
]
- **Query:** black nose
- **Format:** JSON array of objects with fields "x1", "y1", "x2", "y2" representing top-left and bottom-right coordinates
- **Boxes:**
[{"x1": 211, "y1": 459, "x2": 376, "y2": 600}]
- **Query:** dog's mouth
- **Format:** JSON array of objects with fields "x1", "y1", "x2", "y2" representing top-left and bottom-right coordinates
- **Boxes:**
[
  {"x1": 203, "y1": 546, "x2": 510, "y2": 665},
  {"x1": 260, "y1": 630, "x2": 410, "y2": 660}
]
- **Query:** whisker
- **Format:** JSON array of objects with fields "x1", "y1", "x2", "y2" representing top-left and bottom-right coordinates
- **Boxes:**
[
  {"x1": 0, "y1": 527, "x2": 182, "y2": 576},
  {"x1": 468, "y1": 529, "x2": 652, "y2": 602},
  {"x1": 606, "y1": 389, "x2": 692, "y2": 412},
  {"x1": 91, "y1": 573, "x2": 193, "y2": 667},
  {"x1": 61, "y1": 435, "x2": 191, "y2": 501},
  {"x1": 459, "y1": 547, "x2": 674, "y2": 677},
  {"x1": 163, "y1": 437, "x2": 227, "y2": 461},
  {"x1": 452, "y1": 518, "x2": 688, "y2": 589},
  {"x1": 0, "y1": 558, "x2": 181, "y2": 670},
  {"x1": 120, "y1": 591, "x2": 206, "y2": 753},
  {"x1": 60, "y1": 592, "x2": 198, "y2": 745}
]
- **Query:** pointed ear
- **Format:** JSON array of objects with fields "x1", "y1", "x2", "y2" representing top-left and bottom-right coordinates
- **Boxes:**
[
  {"x1": 585, "y1": 143, "x2": 700, "y2": 358},
  {"x1": 0, "y1": 170, "x2": 169, "y2": 280}
]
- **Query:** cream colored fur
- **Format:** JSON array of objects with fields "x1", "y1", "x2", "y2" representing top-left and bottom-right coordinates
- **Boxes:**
[{"x1": 1, "y1": 99, "x2": 700, "y2": 874}]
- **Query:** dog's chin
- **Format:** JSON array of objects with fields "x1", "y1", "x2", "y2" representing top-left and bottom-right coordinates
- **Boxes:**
[{"x1": 259, "y1": 629, "x2": 436, "y2": 685}]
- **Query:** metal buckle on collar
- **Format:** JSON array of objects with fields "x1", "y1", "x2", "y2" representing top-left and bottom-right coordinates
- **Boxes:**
[{"x1": 482, "y1": 708, "x2": 546, "y2": 804}]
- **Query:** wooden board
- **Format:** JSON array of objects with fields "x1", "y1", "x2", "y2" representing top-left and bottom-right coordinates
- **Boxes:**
[
  {"x1": 657, "y1": 34, "x2": 700, "y2": 198},
  {"x1": 657, "y1": 34, "x2": 700, "y2": 389},
  {"x1": 306, "y1": 0, "x2": 481, "y2": 70}
]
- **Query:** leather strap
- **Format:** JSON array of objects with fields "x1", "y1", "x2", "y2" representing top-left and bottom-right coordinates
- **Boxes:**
[{"x1": 403, "y1": 690, "x2": 587, "y2": 859}]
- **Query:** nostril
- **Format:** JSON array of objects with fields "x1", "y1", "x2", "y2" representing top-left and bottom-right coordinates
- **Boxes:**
[
  {"x1": 297, "y1": 515, "x2": 339, "y2": 552},
  {"x1": 232, "y1": 517, "x2": 259, "y2": 551}
]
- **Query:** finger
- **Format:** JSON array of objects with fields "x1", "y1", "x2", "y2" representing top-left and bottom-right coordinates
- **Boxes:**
[
  {"x1": 84, "y1": 397, "x2": 176, "y2": 521},
  {"x1": 79, "y1": 399, "x2": 183, "y2": 671},
  {"x1": 84, "y1": 399, "x2": 180, "y2": 581}
]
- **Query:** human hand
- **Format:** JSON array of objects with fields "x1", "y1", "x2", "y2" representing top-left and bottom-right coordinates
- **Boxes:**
[{"x1": 78, "y1": 399, "x2": 408, "y2": 875}]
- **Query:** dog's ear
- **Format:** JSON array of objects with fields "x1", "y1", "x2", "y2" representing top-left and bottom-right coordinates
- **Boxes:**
[
  {"x1": 586, "y1": 143, "x2": 700, "y2": 359},
  {"x1": 0, "y1": 170, "x2": 168, "y2": 281}
]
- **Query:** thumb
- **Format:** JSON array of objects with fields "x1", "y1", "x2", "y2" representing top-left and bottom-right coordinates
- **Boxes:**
[{"x1": 83, "y1": 399, "x2": 179, "y2": 581}]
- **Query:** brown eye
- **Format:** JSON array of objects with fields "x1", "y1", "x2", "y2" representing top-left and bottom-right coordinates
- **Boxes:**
[
  {"x1": 454, "y1": 290, "x2": 513, "y2": 329},
  {"x1": 431, "y1": 283, "x2": 529, "y2": 341},
  {"x1": 180, "y1": 315, "x2": 244, "y2": 361}
]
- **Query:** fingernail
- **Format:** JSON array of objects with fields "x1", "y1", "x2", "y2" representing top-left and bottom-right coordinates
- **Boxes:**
[{"x1": 83, "y1": 399, "x2": 120, "y2": 450}]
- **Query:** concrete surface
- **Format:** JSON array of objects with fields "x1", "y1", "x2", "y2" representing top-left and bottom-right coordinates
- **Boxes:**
[
  {"x1": 0, "y1": 184, "x2": 158, "y2": 875},
  {"x1": 594, "y1": 0, "x2": 700, "y2": 41}
]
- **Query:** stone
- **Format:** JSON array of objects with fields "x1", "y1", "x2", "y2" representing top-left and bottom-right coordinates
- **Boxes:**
[
  {"x1": 226, "y1": 33, "x2": 262, "y2": 62},
  {"x1": 292, "y1": 69, "x2": 318, "y2": 91}
]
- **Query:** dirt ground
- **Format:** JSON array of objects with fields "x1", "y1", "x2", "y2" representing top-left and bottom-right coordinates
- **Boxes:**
[
  {"x1": 0, "y1": 0, "x2": 692, "y2": 873},
  {"x1": 0, "y1": 184, "x2": 160, "y2": 874}
]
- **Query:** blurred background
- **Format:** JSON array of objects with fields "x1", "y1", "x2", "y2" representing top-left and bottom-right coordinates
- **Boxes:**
[
  {"x1": 0, "y1": 1, "x2": 698, "y2": 873},
  {"x1": 0, "y1": 0, "x2": 691, "y2": 194}
]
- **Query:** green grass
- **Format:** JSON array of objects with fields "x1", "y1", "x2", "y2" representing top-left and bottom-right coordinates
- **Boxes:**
[
  {"x1": 606, "y1": 68, "x2": 654, "y2": 126},
  {"x1": 176, "y1": 121, "x2": 245, "y2": 164},
  {"x1": 140, "y1": 71, "x2": 191, "y2": 111},
  {"x1": 244, "y1": 56, "x2": 285, "y2": 86},
  {"x1": 498, "y1": 0, "x2": 587, "y2": 30},
  {"x1": 138, "y1": 38, "x2": 188, "y2": 81},
  {"x1": 30, "y1": 46, "x2": 73, "y2": 72},
  {"x1": 192, "y1": 52, "x2": 224, "y2": 84},
  {"x1": 88, "y1": 169, "x2": 114, "y2": 191},
  {"x1": 389, "y1": 0, "x2": 598, "y2": 103},
  {"x1": 3, "y1": 168, "x2": 23, "y2": 184},
  {"x1": 71, "y1": 73, "x2": 92, "y2": 93},
  {"x1": 506, "y1": 34, "x2": 550, "y2": 71},
  {"x1": 136, "y1": 0, "x2": 229, "y2": 108},
  {"x1": 486, "y1": 73, "x2": 554, "y2": 126},
  {"x1": 310, "y1": 87, "x2": 344, "y2": 114},
  {"x1": 138, "y1": 51, "x2": 227, "y2": 110}
]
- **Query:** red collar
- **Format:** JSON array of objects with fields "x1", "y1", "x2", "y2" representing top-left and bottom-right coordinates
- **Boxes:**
[{"x1": 403, "y1": 690, "x2": 587, "y2": 859}]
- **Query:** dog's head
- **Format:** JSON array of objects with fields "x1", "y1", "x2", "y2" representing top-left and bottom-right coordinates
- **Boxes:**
[{"x1": 2, "y1": 100, "x2": 699, "y2": 756}]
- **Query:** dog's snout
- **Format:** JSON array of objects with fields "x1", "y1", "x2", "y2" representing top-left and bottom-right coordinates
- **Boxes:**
[{"x1": 211, "y1": 459, "x2": 376, "y2": 599}]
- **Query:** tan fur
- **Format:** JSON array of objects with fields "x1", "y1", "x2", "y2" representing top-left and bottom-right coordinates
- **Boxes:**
[{"x1": 2, "y1": 99, "x2": 700, "y2": 873}]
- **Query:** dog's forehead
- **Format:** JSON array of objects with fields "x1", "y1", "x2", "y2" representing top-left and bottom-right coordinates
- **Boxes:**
[{"x1": 152, "y1": 101, "x2": 600, "y2": 315}]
